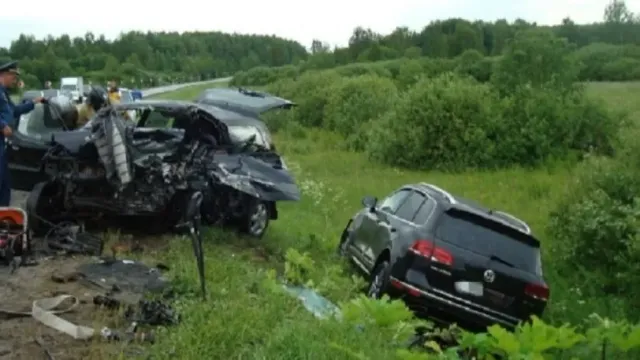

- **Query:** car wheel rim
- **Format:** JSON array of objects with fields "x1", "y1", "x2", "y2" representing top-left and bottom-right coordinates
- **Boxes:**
[
  {"x1": 368, "y1": 271, "x2": 383, "y2": 299},
  {"x1": 249, "y1": 203, "x2": 268, "y2": 236}
]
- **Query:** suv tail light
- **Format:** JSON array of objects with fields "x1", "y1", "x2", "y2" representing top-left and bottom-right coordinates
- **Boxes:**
[
  {"x1": 525, "y1": 283, "x2": 549, "y2": 301},
  {"x1": 410, "y1": 240, "x2": 453, "y2": 266}
]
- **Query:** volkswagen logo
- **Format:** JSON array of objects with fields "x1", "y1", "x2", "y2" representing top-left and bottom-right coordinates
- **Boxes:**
[{"x1": 483, "y1": 269, "x2": 496, "y2": 283}]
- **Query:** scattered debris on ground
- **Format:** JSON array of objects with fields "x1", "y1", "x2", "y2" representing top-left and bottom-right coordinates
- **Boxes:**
[{"x1": 0, "y1": 202, "x2": 178, "y2": 360}]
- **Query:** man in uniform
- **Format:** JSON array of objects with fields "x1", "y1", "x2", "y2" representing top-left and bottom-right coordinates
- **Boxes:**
[{"x1": 0, "y1": 61, "x2": 43, "y2": 206}]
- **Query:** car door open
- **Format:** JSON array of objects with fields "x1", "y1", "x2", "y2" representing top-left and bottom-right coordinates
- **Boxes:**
[{"x1": 6, "y1": 104, "x2": 65, "y2": 191}]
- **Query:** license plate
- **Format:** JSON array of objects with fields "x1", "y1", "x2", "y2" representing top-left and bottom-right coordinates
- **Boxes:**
[
  {"x1": 454, "y1": 281, "x2": 483, "y2": 297},
  {"x1": 485, "y1": 288, "x2": 511, "y2": 306}
]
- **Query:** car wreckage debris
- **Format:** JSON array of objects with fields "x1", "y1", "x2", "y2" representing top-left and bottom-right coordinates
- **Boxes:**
[
  {"x1": 76, "y1": 259, "x2": 169, "y2": 296},
  {"x1": 94, "y1": 296, "x2": 180, "y2": 327},
  {"x1": 43, "y1": 222, "x2": 103, "y2": 256}
]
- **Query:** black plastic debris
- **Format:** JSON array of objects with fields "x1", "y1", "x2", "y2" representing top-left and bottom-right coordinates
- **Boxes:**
[
  {"x1": 93, "y1": 295, "x2": 121, "y2": 310},
  {"x1": 125, "y1": 299, "x2": 180, "y2": 326},
  {"x1": 44, "y1": 222, "x2": 103, "y2": 256},
  {"x1": 77, "y1": 259, "x2": 169, "y2": 297}
]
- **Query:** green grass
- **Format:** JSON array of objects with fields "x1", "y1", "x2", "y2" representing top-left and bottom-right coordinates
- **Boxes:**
[
  {"x1": 132, "y1": 81, "x2": 640, "y2": 359},
  {"x1": 585, "y1": 81, "x2": 640, "y2": 124}
]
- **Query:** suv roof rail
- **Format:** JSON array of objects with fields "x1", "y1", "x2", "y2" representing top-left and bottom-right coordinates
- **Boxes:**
[
  {"x1": 420, "y1": 183, "x2": 456, "y2": 204},
  {"x1": 493, "y1": 210, "x2": 531, "y2": 234}
]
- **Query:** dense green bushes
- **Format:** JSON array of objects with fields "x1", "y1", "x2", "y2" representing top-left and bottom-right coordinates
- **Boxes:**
[
  {"x1": 231, "y1": 42, "x2": 640, "y2": 88},
  {"x1": 365, "y1": 74, "x2": 500, "y2": 170},
  {"x1": 547, "y1": 135, "x2": 640, "y2": 321},
  {"x1": 259, "y1": 29, "x2": 625, "y2": 171}
]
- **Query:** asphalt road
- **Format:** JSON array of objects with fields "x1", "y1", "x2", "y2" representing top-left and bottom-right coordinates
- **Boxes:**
[
  {"x1": 140, "y1": 77, "x2": 232, "y2": 97},
  {"x1": 9, "y1": 77, "x2": 232, "y2": 208}
]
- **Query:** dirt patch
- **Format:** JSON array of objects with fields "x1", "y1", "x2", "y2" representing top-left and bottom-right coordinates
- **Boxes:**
[
  {"x1": 0, "y1": 257, "x2": 108, "y2": 360},
  {"x1": 0, "y1": 191, "x2": 170, "y2": 360}
]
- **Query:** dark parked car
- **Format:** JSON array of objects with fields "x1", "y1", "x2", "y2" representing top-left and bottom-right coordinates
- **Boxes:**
[
  {"x1": 337, "y1": 183, "x2": 548, "y2": 330},
  {"x1": 8, "y1": 98, "x2": 300, "y2": 238}
]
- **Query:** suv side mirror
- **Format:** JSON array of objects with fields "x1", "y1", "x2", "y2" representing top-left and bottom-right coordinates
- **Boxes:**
[{"x1": 362, "y1": 196, "x2": 377, "y2": 211}]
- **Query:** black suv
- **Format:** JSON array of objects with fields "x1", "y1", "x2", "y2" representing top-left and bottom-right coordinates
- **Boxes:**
[{"x1": 338, "y1": 183, "x2": 549, "y2": 330}]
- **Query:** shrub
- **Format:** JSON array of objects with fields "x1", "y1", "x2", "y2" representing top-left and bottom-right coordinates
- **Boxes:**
[
  {"x1": 395, "y1": 59, "x2": 425, "y2": 89},
  {"x1": 492, "y1": 28, "x2": 579, "y2": 95},
  {"x1": 333, "y1": 63, "x2": 393, "y2": 79},
  {"x1": 601, "y1": 57, "x2": 640, "y2": 81},
  {"x1": 366, "y1": 73, "x2": 500, "y2": 170},
  {"x1": 494, "y1": 86, "x2": 622, "y2": 166},
  {"x1": 267, "y1": 70, "x2": 342, "y2": 127},
  {"x1": 323, "y1": 75, "x2": 398, "y2": 150},
  {"x1": 573, "y1": 43, "x2": 640, "y2": 81},
  {"x1": 547, "y1": 150, "x2": 640, "y2": 319},
  {"x1": 456, "y1": 49, "x2": 495, "y2": 82}
]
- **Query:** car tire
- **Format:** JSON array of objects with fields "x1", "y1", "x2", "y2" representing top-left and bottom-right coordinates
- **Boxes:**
[
  {"x1": 240, "y1": 200, "x2": 270, "y2": 238},
  {"x1": 337, "y1": 219, "x2": 353, "y2": 257},
  {"x1": 367, "y1": 260, "x2": 391, "y2": 299}
]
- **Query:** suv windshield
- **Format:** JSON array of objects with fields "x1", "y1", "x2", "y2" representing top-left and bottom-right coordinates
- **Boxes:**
[{"x1": 436, "y1": 210, "x2": 542, "y2": 275}]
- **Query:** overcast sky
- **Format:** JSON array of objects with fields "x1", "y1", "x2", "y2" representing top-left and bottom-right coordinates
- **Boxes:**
[{"x1": 0, "y1": 0, "x2": 636, "y2": 50}]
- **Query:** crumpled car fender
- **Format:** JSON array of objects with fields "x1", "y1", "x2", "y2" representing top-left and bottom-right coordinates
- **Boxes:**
[{"x1": 210, "y1": 153, "x2": 300, "y2": 202}]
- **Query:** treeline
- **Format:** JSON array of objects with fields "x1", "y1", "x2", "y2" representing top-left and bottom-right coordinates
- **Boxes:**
[
  {"x1": 3, "y1": 0, "x2": 639, "y2": 89},
  {"x1": 233, "y1": 0, "x2": 640, "y2": 84},
  {"x1": 0, "y1": 31, "x2": 308, "y2": 89}
]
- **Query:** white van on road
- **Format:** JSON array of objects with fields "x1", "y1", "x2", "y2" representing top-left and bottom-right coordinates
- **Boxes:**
[{"x1": 60, "y1": 77, "x2": 85, "y2": 103}]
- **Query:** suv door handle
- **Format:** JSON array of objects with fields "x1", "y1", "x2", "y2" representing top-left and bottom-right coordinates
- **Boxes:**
[{"x1": 377, "y1": 220, "x2": 396, "y2": 232}]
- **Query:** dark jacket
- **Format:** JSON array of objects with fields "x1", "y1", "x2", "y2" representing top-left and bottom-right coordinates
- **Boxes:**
[{"x1": 0, "y1": 85, "x2": 35, "y2": 151}]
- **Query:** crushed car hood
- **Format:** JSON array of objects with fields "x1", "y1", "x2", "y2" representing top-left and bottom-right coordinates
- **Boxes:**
[
  {"x1": 85, "y1": 105, "x2": 300, "y2": 202},
  {"x1": 210, "y1": 153, "x2": 300, "y2": 202}
]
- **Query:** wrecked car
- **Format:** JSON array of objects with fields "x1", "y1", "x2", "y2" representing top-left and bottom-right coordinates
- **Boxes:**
[{"x1": 8, "y1": 97, "x2": 301, "y2": 238}]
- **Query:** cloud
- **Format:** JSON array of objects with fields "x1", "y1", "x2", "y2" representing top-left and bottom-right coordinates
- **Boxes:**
[{"x1": 0, "y1": 0, "x2": 636, "y2": 49}]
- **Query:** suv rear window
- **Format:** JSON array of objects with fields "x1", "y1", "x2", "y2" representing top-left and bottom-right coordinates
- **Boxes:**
[{"x1": 435, "y1": 210, "x2": 542, "y2": 275}]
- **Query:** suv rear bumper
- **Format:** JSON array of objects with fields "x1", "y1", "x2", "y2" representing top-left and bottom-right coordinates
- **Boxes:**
[{"x1": 389, "y1": 276, "x2": 520, "y2": 330}]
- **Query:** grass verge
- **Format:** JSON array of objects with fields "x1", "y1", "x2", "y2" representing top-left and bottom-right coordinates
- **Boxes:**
[{"x1": 114, "y1": 81, "x2": 639, "y2": 359}]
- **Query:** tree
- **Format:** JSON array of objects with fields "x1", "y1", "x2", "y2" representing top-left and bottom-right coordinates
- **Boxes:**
[{"x1": 310, "y1": 39, "x2": 330, "y2": 54}]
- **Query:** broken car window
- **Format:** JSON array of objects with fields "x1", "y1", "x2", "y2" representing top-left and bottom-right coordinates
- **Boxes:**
[
  {"x1": 228, "y1": 125, "x2": 268, "y2": 148},
  {"x1": 17, "y1": 103, "x2": 65, "y2": 139},
  {"x1": 144, "y1": 111, "x2": 175, "y2": 128}
]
